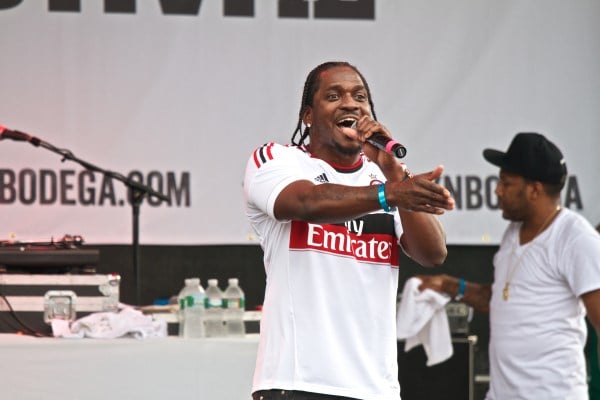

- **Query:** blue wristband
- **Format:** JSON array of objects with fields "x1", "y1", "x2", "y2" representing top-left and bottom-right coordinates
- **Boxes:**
[
  {"x1": 456, "y1": 278, "x2": 466, "y2": 300},
  {"x1": 377, "y1": 183, "x2": 395, "y2": 212}
]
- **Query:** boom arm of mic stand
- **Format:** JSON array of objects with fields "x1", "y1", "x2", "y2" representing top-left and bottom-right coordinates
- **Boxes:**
[
  {"x1": 35, "y1": 140, "x2": 169, "y2": 202},
  {"x1": 31, "y1": 138, "x2": 168, "y2": 305}
]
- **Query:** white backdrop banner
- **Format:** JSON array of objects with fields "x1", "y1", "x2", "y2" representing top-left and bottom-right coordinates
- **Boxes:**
[{"x1": 1, "y1": 0, "x2": 599, "y2": 245}]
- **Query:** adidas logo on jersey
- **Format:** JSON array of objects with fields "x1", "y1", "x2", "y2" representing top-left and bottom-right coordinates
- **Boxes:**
[{"x1": 314, "y1": 173, "x2": 329, "y2": 183}]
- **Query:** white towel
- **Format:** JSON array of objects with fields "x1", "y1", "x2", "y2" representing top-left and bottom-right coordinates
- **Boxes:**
[
  {"x1": 52, "y1": 306, "x2": 168, "y2": 339},
  {"x1": 396, "y1": 277, "x2": 453, "y2": 366}
]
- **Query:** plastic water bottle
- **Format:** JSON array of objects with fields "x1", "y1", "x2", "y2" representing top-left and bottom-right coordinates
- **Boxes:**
[
  {"x1": 224, "y1": 278, "x2": 245, "y2": 337},
  {"x1": 204, "y1": 279, "x2": 225, "y2": 337},
  {"x1": 182, "y1": 278, "x2": 206, "y2": 338},
  {"x1": 176, "y1": 280, "x2": 189, "y2": 337}
]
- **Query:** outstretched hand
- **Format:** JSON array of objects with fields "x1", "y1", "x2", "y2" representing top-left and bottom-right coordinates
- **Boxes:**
[
  {"x1": 387, "y1": 165, "x2": 455, "y2": 214},
  {"x1": 344, "y1": 116, "x2": 454, "y2": 215}
]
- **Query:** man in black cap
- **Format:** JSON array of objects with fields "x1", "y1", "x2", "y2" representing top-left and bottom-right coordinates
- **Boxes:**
[{"x1": 418, "y1": 132, "x2": 600, "y2": 399}]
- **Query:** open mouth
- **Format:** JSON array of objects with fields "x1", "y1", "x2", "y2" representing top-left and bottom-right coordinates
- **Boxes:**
[{"x1": 337, "y1": 118, "x2": 357, "y2": 129}]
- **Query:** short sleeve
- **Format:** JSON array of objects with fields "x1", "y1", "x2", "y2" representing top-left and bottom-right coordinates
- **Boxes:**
[
  {"x1": 243, "y1": 143, "x2": 309, "y2": 219},
  {"x1": 563, "y1": 230, "x2": 600, "y2": 297}
]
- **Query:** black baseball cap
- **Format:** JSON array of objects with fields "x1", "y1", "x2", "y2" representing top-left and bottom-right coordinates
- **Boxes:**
[{"x1": 483, "y1": 132, "x2": 567, "y2": 185}]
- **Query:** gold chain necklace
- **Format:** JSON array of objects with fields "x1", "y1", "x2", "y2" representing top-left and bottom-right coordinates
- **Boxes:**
[{"x1": 502, "y1": 206, "x2": 561, "y2": 301}]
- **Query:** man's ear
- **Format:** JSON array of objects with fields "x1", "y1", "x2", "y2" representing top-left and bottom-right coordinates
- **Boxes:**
[
  {"x1": 529, "y1": 181, "x2": 544, "y2": 199},
  {"x1": 302, "y1": 106, "x2": 313, "y2": 127}
]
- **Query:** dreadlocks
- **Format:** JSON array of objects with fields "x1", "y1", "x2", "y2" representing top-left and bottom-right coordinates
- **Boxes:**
[{"x1": 290, "y1": 61, "x2": 378, "y2": 146}]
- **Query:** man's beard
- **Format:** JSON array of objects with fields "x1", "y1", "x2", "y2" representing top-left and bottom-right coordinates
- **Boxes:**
[{"x1": 333, "y1": 141, "x2": 362, "y2": 157}]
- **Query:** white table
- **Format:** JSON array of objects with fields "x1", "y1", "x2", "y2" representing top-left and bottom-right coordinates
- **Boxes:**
[{"x1": 0, "y1": 333, "x2": 259, "y2": 400}]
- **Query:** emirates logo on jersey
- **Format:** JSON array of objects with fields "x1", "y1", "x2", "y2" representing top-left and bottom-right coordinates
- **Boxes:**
[{"x1": 289, "y1": 219, "x2": 399, "y2": 266}]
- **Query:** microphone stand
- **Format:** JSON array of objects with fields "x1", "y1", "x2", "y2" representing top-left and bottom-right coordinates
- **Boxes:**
[{"x1": 27, "y1": 136, "x2": 169, "y2": 306}]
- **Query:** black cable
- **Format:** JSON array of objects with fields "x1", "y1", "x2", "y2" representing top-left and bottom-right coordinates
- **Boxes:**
[{"x1": 0, "y1": 291, "x2": 50, "y2": 337}]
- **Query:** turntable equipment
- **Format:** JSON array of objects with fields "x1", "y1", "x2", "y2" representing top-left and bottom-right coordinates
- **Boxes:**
[{"x1": 0, "y1": 235, "x2": 99, "y2": 274}]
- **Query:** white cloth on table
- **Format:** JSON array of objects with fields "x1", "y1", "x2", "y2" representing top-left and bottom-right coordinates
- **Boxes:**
[
  {"x1": 396, "y1": 277, "x2": 452, "y2": 366},
  {"x1": 52, "y1": 306, "x2": 167, "y2": 339}
]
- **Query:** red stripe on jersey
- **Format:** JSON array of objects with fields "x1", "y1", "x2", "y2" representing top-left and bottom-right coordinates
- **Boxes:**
[
  {"x1": 289, "y1": 220, "x2": 399, "y2": 267},
  {"x1": 252, "y1": 143, "x2": 275, "y2": 168},
  {"x1": 265, "y1": 143, "x2": 274, "y2": 160},
  {"x1": 252, "y1": 148, "x2": 261, "y2": 168}
]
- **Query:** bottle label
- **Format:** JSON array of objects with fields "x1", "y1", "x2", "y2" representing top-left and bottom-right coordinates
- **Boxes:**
[
  {"x1": 205, "y1": 298, "x2": 223, "y2": 308},
  {"x1": 224, "y1": 298, "x2": 245, "y2": 309},
  {"x1": 186, "y1": 294, "x2": 205, "y2": 307}
]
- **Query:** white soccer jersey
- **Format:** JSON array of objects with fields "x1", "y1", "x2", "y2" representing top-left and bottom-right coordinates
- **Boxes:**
[
  {"x1": 244, "y1": 143, "x2": 403, "y2": 400},
  {"x1": 486, "y1": 208, "x2": 600, "y2": 400}
]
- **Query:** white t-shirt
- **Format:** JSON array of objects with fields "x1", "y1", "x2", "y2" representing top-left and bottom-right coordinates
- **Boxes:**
[
  {"x1": 244, "y1": 143, "x2": 403, "y2": 400},
  {"x1": 486, "y1": 208, "x2": 600, "y2": 400}
]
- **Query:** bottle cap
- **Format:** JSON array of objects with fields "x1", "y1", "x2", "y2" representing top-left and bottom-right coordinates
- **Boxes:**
[
  {"x1": 185, "y1": 278, "x2": 200, "y2": 285},
  {"x1": 228, "y1": 278, "x2": 239, "y2": 285},
  {"x1": 208, "y1": 279, "x2": 218, "y2": 286}
]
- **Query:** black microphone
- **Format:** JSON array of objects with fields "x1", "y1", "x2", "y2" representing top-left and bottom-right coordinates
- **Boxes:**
[
  {"x1": 367, "y1": 133, "x2": 407, "y2": 158},
  {"x1": 0, "y1": 125, "x2": 31, "y2": 142},
  {"x1": 351, "y1": 121, "x2": 407, "y2": 158}
]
